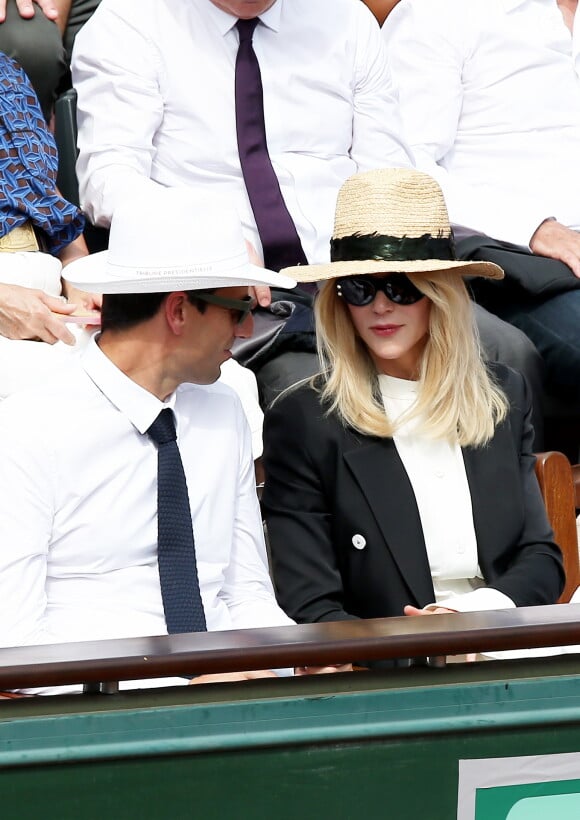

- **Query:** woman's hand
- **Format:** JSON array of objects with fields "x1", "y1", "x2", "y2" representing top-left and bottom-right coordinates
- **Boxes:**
[
  {"x1": 61, "y1": 282, "x2": 102, "y2": 314},
  {"x1": 404, "y1": 604, "x2": 476, "y2": 661},
  {"x1": 403, "y1": 605, "x2": 455, "y2": 616},
  {"x1": 0, "y1": 283, "x2": 77, "y2": 344},
  {"x1": 189, "y1": 670, "x2": 278, "y2": 684},
  {"x1": 294, "y1": 664, "x2": 353, "y2": 675}
]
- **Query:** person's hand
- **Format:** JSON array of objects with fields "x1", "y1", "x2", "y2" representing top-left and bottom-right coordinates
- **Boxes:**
[
  {"x1": 404, "y1": 605, "x2": 476, "y2": 662},
  {"x1": 403, "y1": 605, "x2": 455, "y2": 617},
  {"x1": 0, "y1": 0, "x2": 58, "y2": 23},
  {"x1": 245, "y1": 239, "x2": 272, "y2": 307},
  {"x1": 188, "y1": 669, "x2": 278, "y2": 685},
  {"x1": 294, "y1": 663, "x2": 353, "y2": 675},
  {"x1": 251, "y1": 285, "x2": 272, "y2": 307},
  {"x1": 530, "y1": 219, "x2": 580, "y2": 278},
  {"x1": 61, "y1": 282, "x2": 102, "y2": 314},
  {"x1": 0, "y1": 283, "x2": 77, "y2": 344}
]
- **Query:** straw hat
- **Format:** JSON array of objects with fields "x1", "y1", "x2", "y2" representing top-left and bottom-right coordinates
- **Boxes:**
[
  {"x1": 281, "y1": 168, "x2": 503, "y2": 282},
  {"x1": 63, "y1": 186, "x2": 296, "y2": 294}
]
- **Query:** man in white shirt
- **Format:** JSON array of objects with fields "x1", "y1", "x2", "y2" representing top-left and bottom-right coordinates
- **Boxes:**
[
  {"x1": 72, "y1": 0, "x2": 410, "y2": 263},
  {"x1": 70, "y1": 0, "x2": 415, "y2": 403},
  {"x1": 0, "y1": 186, "x2": 348, "y2": 692},
  {"x1": 383, "y1": 0, "x2": 580, "y2": 410}
]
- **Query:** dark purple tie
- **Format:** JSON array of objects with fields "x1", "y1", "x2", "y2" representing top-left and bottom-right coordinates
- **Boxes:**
[{"x1": 235, "y1": 17, "x2": 308, "y2": 272}]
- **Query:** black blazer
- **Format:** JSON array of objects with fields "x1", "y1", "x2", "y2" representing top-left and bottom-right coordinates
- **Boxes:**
[{"x1": 262, "y1": 364, "x2": 564, "y2": 625}]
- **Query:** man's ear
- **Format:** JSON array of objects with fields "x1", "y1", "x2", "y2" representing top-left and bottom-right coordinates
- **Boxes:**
[{"x1": 164, "y1": 291, "x2": 189, "y2": 335}]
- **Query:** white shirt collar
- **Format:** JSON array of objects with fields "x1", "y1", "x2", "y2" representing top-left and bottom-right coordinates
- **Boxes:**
[
  {"x1": 378, "y1": 373, "x2": 419, "y2": 401},
  {"x1": 81, "y1": 335, "x2": 176, "y2": 435},
  {"x1": 203, "y1": 0, "x2": 282, "y2": 36}
]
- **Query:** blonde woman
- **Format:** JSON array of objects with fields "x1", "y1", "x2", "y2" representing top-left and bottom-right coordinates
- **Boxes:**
[{"x1": 262, "y1": 169, "x2": 563, "y2": 634}]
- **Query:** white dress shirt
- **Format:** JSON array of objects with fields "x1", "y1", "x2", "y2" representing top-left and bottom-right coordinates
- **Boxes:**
[
  {"x1": 383, "y1": 0, "x2": 580, "y2": 246},
  {"x1": 0, "y1": 338, "x2": 293, "y2": 668},
  {"x1": 72, "y1": 0, "x2": 412, "y2": 264},
  {"x1": 379, "y1": 374, "x2": 513, "y2": 612}
]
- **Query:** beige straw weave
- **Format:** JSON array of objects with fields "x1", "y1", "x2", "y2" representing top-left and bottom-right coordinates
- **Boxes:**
[{"x1": 282, "y1": 168, "x2": 504, "y2": 282}]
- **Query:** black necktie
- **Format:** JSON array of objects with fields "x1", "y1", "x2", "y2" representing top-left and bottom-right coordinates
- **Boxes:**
[
  {"x1": 235, "y1": 17, "x2": 308, "y2": 272},
  {"x1": 147, "y1": 408, "x2": 207, "y2": 634}
]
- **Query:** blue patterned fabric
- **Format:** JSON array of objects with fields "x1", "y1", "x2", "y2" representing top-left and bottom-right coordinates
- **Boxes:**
[{"x1": 0, "y1": 52, "x2": 84, "y2": 255}]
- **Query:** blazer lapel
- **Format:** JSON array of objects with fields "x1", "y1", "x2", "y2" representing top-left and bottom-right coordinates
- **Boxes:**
[{"x1": 344, "y1": 436, "x2": 435, "y2": 606}]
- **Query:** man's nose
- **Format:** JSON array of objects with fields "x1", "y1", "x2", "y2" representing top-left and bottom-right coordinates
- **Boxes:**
[{"x1": 235, "y1": 311, "x2": 254, "y2": 339}]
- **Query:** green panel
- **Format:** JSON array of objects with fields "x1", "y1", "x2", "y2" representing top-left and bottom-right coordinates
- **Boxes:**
[
  {"x1": 2, "y1": 659, "x2": 580, "y2": 820},
  {"x1": 3, "y1": 726, "x2": 580, "y2": 820}
]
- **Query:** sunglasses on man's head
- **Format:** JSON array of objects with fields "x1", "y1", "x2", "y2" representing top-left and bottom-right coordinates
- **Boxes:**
[
  {"x1": 193, "y1": 292, "x2": 257, "y2": 325},
  {"x1": 336, "y1": 274, "x2": 425, "y2": 307}
]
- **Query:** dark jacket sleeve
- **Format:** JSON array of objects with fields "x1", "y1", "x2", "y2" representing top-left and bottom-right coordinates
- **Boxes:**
[
  {"x1": 478, "y1": 365, "x2": 565, "y2": 606},
  {"x1": 263, "y1": 386, "x2": 359, "y2": 624}
]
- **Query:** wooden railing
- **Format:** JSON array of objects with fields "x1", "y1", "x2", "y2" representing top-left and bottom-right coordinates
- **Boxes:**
[{"x1": 2, "y1": 605, "x2": 580, "y2": 692}]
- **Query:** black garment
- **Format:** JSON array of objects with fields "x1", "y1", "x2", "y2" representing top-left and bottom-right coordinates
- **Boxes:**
[
  {"x1": 262, "y1": 364, "x2": 564, "y2": 626},
  {"x1": 457, "y1": 233, "x2": 580, "y2": 300},
  {"x1": 0, "y1": 1, "x2": 65, "y2": 121},
  {"x1": 458, "y1": 232, "x2": 580, "y2": 457},
  {"x1": 0, "y1": 0, "x2": 101, "y2": 120}
]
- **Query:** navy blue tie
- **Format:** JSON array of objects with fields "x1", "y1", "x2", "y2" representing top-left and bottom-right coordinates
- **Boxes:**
[
  {"x1": 235, "y1": 17, "x2": 308, "y2": 272},
  {"x1": 147, "y1": 408, "x2": 207, "y2": 634}
]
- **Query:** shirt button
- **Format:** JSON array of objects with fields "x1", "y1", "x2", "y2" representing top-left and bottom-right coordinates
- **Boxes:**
[
  {"x1": 352, "y1": 534, "x2": 366, "y2": 550},
  {"x1": 435, "y1": 470, "x2": 445, "y2": 478}
]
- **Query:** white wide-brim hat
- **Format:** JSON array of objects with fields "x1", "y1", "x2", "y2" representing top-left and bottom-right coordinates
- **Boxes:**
[
  {"x1": 281, "y1": 168, "x2": 504, "y2": 282},
  {"x1": 64, "y1": 186, "x2": 296, "y2": 294}
]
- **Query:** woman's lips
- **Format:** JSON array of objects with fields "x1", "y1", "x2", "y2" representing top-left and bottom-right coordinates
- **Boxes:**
[{"x1": 370, "y1": 324, "x2": 403, "y2": 336}]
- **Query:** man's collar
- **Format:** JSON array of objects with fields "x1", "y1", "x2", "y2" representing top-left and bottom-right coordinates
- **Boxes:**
[
  {"x1": 81, "y1": 335, "x2": 176, "y2": 436},
  {"x1": 204, "y1": 0, "x2": 282, "y2": 36}
]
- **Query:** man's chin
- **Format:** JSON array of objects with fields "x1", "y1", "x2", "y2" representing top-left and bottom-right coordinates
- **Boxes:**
[{"x1": 185, "y1": 366, "x2": 222, "y2": 386}]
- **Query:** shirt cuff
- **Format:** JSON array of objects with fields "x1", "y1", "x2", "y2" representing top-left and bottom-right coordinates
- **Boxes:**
[
  {"x1": 274, "y1": 667, "x2": 295, "y2": 677},
  {"x1": 425, "y1": 587, "x2": 515, "y2": 613}
]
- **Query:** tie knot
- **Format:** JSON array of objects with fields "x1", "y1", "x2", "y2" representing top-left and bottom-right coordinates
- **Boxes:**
[
  {"x1": 147, "y1": 408, "x2": 177, "y2": 446},
  {"x1": 236, "y1": 17, "x2": 259, "y2": 42}
]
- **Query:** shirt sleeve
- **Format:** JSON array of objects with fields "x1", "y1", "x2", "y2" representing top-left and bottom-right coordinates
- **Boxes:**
[
  {"x1": 425, "y1": 587, "x2": 515, "y2": 613},
  {"x1": 351, "y1": 3, "x2": 413, "y2": 171},
  {"x1": 0, "y1": 402, "x2": 54, "y2": 648},
  {"x1": 218, "y1": 360, "x2": 264, "y2": 461},
  {"x1": 72, "y1": 3, "x2": 166, "y2": 226},
  {"x1": 220, "y1": 405, "x2": 294, "y2": 633},
  {"x1": 382, "y1": 0, "x2": 550, "y2": 245}
]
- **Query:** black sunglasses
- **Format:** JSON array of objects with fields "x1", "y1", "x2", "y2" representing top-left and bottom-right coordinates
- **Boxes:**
[
  {"x1": 336, "y1": 274, "x2": 425, "y2": 307},
  {"x1": 193, "y1": 293, "x2": 257, "y2": 325}
]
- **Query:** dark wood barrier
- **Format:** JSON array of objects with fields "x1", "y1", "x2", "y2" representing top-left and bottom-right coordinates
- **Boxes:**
[{"x1": 2, "y1": 604, "x2": 580, "y2": 691}]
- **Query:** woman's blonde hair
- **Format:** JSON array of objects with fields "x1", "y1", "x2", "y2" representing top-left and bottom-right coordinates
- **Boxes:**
[{"x1": 314, "y1": 271, "x2": 509, "y2": 446}]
